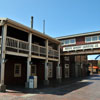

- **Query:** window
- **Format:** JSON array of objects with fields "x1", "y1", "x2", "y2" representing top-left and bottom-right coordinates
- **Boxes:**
[
  {"x1": 14, "y1": 64, "x2": 21, "y2": 77},
  {"x1": 61, "y1": 38, "x2": 76, "y2": 45},
  {"x1": 31, "y1": 64, "x2": 36, "y2": 76},
  {"x1": 85, "y1": 37, "x2": 91, "y2": 42},
  {"x1": 92, "y1": 36, "x2": 97, "y2": 41},
  {"x1": 65, "y1": 40, "x2": 69, "y2": 44},
  {"x1": 64, "y1": 56, "x2": 69, "y2": 61},
  {"x1": 64, "y1": 64, "x2": 69, "y2": 78},
  {"x1": 48, "y1": 62, "x2": 53, "y2": 78},
  {"x1": 70, "y1": 39, "x2": 75, "y2": 44},
  {"x1": 85, "y1": 35, "x2": 100, "y2": 43}
]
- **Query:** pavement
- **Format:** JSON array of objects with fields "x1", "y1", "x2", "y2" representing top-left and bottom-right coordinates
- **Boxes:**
[{"x1": 0, "y1": 75, "x2": 100, "y2": 100}]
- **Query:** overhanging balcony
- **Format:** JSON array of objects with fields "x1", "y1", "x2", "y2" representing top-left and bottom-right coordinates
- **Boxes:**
[{"x1": 0, "y1": 36, "x2": 59, "y2": 59}]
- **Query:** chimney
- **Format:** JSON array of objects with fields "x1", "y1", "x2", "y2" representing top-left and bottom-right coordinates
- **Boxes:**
[
  {"x1": 31, "y1": 16, "x2": 33, "y2": 29},
  {"x1": 43, "y1": 20, "x2": 45, "y2": 34}
]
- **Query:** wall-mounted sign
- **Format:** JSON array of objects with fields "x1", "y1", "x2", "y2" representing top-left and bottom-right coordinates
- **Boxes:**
[{"x1": 63, "y1": 43, "x2": 100, "y2": 51}]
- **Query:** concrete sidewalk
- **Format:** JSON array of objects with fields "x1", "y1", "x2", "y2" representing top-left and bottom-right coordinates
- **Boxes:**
[{"x1": 0, "y1": 75, "x2": 99, "y2": 100}]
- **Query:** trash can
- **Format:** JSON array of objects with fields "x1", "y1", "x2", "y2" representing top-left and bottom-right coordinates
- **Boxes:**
[{"x1": 29, "y1": 76, "x2": 34, "y2": 88}]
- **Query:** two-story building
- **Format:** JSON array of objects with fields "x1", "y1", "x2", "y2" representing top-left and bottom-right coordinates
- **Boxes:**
[
  {"x1": 0, "y1": 18, "x2": 61, "y2": 91},
  {"x1": 57, "y1": 31, "x2": 100, "y2": 78}
]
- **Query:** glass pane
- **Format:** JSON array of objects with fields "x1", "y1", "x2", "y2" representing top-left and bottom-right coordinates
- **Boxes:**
[
  {"x1": 92, "y1": 36, "x2": 97, "y2": 41},
  {"x1": 65, "y1": 40, "x2": 69, "y2": 44},
  {"x1": 70, "y1": 39, "x2": 75, "y2": 44},
  {"x1": 86, "y1": 37, "x2": 91, "y2": 42},
  {"x1": 99, "y1": 36, "x2": 100, "y2": 40}
]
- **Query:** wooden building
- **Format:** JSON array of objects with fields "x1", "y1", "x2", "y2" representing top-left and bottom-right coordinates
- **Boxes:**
[
  {"x1": 0, "y1": 18, "x2": 61, "y2": 91},
  {"x1": 56, "y1": 31, "x2": 100, "y2": 78}
]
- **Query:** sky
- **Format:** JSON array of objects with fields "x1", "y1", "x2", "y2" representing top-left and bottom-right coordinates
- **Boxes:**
[
  {"x1": 88, "y1": 55, "x2": 100, "y2": 60},
  {"x1": 1, "y1": 0, "x2": 100, "y2": 60},
  {"x1": 1, "y1": 0, "x2": 100, "y2": 38}
]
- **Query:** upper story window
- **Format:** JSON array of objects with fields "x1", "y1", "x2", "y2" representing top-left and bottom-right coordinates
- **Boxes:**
[
  {"x1": 85, "y1": 37, "x2": 91, "y2": 42},
  {"x1": 85, "y1": 35, "x2": 100, "y2": 43},
  {"x1": 61, "y1": 39, "x2": 76, "y2": 45},
  {"x1": 92, "y1": 36, "x2": 97, "y2": 41}
]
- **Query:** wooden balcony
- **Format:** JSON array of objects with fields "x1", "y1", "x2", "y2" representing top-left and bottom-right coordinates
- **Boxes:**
[{"x1": 0, "y1": 36, "x2": 59, "y2": 59}]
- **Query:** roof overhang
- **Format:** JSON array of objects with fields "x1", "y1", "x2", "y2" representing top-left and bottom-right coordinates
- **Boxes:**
[
  {"x1": 56, "y1": 31, "x2": 100, "y2": 40},
  {"x1": 0, "y1": 18, "x2": 60, "y2": 44}
]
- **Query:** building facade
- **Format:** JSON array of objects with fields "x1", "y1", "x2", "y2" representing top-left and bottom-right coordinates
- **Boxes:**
[
  {"x1": 57, "y1": 31, "x2": 100, "y2": 78},
  {"x1": 0, "y1": 18, "x2": 61, "y2": 91}
]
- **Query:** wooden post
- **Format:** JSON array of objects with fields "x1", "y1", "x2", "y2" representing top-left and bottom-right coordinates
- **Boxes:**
[
  {"x1": 0, "y1": 24, "x2": 7, "y2": 91},
  {"x1": 26, "y1": 33, "x2": 32, "y2": 88},
  {"x1": 44, "y1": 39, "x2": 49, "y2": 85},
  {"x1": 56, "y1": 45, "x2": 61, "y2": 80}
]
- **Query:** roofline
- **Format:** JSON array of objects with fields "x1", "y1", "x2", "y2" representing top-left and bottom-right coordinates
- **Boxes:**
[
  {"x1": 56, "y1": 31, "x2": 100, "y2": 40},
  {"x1": 0, "y1": 18, "x2": 60, "y2": 44}
]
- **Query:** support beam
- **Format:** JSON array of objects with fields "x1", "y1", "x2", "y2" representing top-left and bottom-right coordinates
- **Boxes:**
[
  {"x1": 56, "y1": 45, "x2": 61, "y2": 81},
  {"x1": 75, "y1": 56, "x2": 78, "y2": 77},
  {"x1": 44, "y1": 39, "x2": 49, "y2": 85},
  {"x1": 0, "y1": 24, "x2": 7, "y2": 92},
  {"x1": 25, "y1": 33, "x2": 32, "y2": 88}
]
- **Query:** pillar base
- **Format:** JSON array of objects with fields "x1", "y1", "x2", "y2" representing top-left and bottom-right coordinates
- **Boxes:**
[
  {"x1": 0, "y1": 84, "x2": 6, "y2": 92},
  {"x1": 25, "y1": 82, "x2": 29, "y2": 88},
  {"x1": 43, "y1": 80, "x2": 49, "y2": 85}
]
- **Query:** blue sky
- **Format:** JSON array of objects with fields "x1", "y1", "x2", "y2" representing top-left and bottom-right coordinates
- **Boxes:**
[
  {"x1": 88, "y1": 55, "x2": 100, "y2": 60},
  {"x1": 1, "y1": 0, "x2": 100, "y2": 38}
]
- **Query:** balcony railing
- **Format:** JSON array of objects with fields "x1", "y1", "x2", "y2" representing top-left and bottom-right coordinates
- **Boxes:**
[
  {"x1": 32, "y1": 43, "x2": 46, "y2": 56},
  {"x1": 6, "y1": 36, "x2": 29, "y2": 54},
  {"x1": 0, "y1": 36, "x2": 59, "y2": 59},
  {"x1": 48, "y1": 48, "x2": 59, "y2": 58}
]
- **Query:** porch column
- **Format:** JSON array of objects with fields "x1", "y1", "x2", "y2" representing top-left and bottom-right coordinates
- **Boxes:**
[
  {"x1": 56, "y1": 45, "x2": 61, "y2": 81},
  {"x1": 0, "y1": 24, "x2": 7, "y2": 92},
  {"x1": 44, "y1": 39, "x2": 49, "y2": 85},
  {"x1": 26, "y1": 33, "x2": 32, "y2": 88}
]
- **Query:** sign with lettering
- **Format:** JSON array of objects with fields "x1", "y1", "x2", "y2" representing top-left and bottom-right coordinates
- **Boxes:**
[{"x1": 63, "y1": 43, "x2": 100, "y2": 51}]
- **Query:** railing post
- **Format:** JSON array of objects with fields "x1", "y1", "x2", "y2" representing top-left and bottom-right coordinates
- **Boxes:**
[
  {"x1": 0, "y1": 24, "x2": 7, "y2": 92},
  {"x1": 25, "y1": 33, "x2": 32, "y2": 88}
]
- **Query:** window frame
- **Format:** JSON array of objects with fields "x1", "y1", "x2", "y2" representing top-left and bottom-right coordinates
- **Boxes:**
[
  {"x1": 31, "y1": 64, "x2": 37, "y2": 76},
  {"x1": 92, "y1": 36, "x2": 98, "y2": 42},
  {"x1": 48, "y1": 62, "x2": 53, "y2": 78},
  {"x1": 85, "y1": 37, "x2": 92, "y2": 43},
  {"x1": 14, "y1": 64, "x2": 21, "y2": 77},
  {"x1": 64, "y1": 64, "x2": 69, "y2": 78},
  {"x1": 85, "y1": 35, "x2": 100, "y2": 43},
  {"x1": 61, "y1": 38, "x2": 76, "y2": 46}
]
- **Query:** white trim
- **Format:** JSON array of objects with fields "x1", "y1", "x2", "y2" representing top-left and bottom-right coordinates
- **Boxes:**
[
  {"x1": 14, "y1": 64, "x2": 21, "y2": 77},
  {"x1": 85, "y1": 35, "x2": 100, "y2": 43},
  {"x1": 61, "y1": 38, "x2": 76, "y2": 46},
  {"x1": 63, "y1": 43, "x2": 100, "y2": 51}
]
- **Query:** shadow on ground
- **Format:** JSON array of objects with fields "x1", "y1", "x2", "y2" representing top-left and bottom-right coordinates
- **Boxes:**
[{"x1": 5, "y1": 76, "x2": 95, "y2": 96}]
